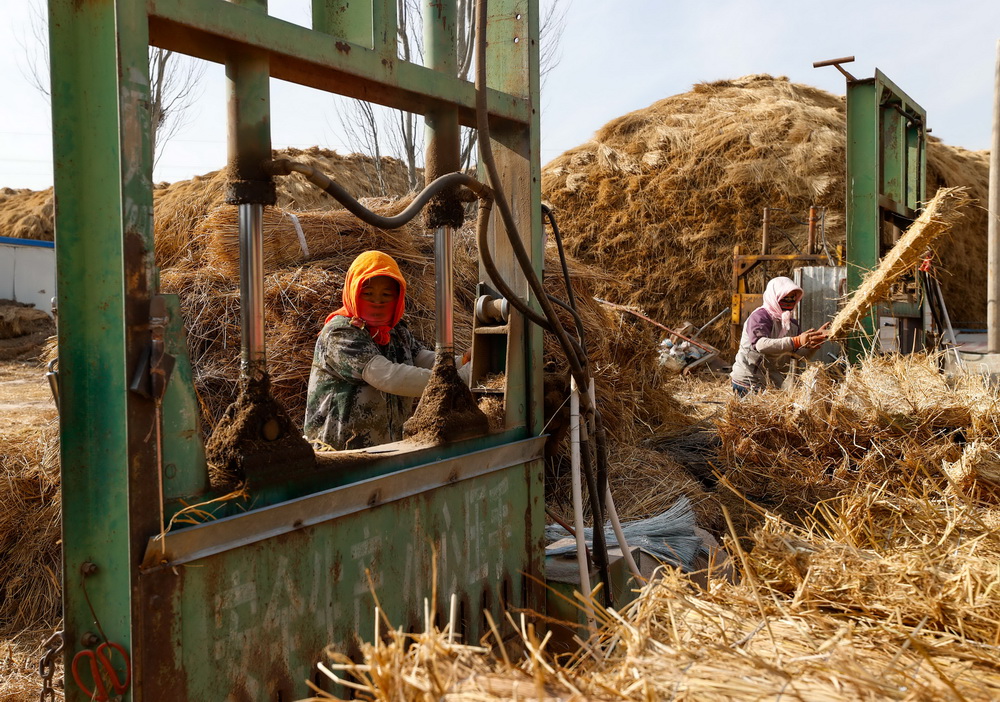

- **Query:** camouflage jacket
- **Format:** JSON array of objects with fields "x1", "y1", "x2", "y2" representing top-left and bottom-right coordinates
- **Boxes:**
[{"x1": 304, "y1": 315, "x2": 429, "y2": 450}]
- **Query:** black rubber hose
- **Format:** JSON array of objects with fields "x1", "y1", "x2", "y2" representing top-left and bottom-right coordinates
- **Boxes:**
[
  {"x1": 547, "y1": 295, "x2": 589, "y2": 361},
  {"x1": 266, "y1": 159, "x2": 490, "y2": 230},
  {"x1": 474, "y1": 0, "x2": 612, "y2": 602},
  {"x1": 543, "y1": 205, "x2": 587, "y2": 354},
  {"x1": 543, "y1": 208, "x2": 610, "y2": 507},
  {"x1": 476, "y1": 204, "x2": 554, "y2": 331}
]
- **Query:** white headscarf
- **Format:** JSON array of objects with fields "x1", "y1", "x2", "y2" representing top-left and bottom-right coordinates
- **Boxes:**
[{"x1": 761, "y1": 276, "x2": 803, "y2": 334}]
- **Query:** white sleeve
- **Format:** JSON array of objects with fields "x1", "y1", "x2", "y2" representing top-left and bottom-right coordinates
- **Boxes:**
[
  {"x1": 458, "y1": 359, "x2": 472, "y2": 385},
  {"x1": 362, "y1": 355, "x2": 431, "y2": 397},
  {"x1": 753, "y1": 336, "x2": 795, "y2": 355},
  {"x1": 414, "y1": 349, "x2": 436, "y2": 369},
  {"x1": 415, "y1": 348, "x2": 471, "y2": 385}
]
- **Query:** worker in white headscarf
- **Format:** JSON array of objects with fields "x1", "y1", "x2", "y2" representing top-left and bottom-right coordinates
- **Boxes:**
[{"x1": 730, "y1": 276, "x2": 828, "y2": 396}]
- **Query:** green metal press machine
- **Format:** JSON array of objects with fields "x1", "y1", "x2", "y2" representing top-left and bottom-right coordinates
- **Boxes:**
[{"x1": 48, "y1": 0, "x2": 553, "y2": 698}]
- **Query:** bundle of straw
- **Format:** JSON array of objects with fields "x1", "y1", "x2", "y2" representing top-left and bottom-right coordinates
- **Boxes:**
[
  {"x1": 199, "y1": 199, "x2": 423, "y2": 274},
  {"x1": 0, "y1": 418, "x2": 61, "y2": 635},
  {"x1": 827, "y1": 186, "x2": 972, "y2": 339},
  {"x1": 716, "y1": 354, "x2": 997, "y2": 524}
]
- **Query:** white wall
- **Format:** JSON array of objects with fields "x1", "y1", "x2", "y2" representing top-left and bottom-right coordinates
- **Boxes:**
[{"x1": 0, "y1": 240, "x2": 56, "y2": 315}]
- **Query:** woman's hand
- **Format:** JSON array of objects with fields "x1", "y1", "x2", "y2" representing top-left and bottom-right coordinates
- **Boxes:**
[{"x1": 794, "y1": 322, "x2": 830, "y2": 349}]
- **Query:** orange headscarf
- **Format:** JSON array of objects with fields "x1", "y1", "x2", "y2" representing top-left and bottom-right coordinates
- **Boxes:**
[{"x1": 325, "y1": 251, "x2": 407, "y2": 345}]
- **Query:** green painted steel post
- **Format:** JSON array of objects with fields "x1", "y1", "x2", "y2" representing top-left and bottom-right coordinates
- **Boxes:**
[
  {"x1": 49, "y1": 0, "x2": 158, "y2": 699},
  {"x1": 227, "y1": 0, "x2": 276, "y2": 382},
  {"x1": 482, "y1": 0, "x2": 543, "y2": 434},
  {"x1": 845, "y1": 79, "x2": 880, "y2": 360}
]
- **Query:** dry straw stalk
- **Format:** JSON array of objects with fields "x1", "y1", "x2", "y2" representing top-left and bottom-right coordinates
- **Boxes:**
[{"x1": 827, "y1": 186, "x2": 972, "y2": 340}]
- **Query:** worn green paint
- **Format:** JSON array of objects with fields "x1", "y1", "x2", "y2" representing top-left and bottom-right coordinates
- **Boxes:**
[
  {"x1": 52, "y1": 0, "x2": 543, "y2": 697},
  {"x1": 161, "y1": 295, "x2": 208, "y2": 501},
  {"x1": 845, "y1": 70, "x2": 926, "y2": 360},
  {"x1": 144, "y1": 462, "x2": 542, "y2": 699},
  {"x1": 481, "y1": 0, "x2": 544, "y2": 434},
  {"x1": 313, "y1": 0, "x2": 374, "y2": 46},
  {"x1": 312, "y1": 0, "x2": 396, "y2": 53},
  {"x1": 50, "y1": 0, "x2": 160, "y2": 699},
  {"x1": 50, "y1": 0, "x2": 133, "y2": 683}
]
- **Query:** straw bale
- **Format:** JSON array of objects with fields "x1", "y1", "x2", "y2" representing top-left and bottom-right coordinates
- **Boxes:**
[
  {"x1": 0, "y1": 416, "x2": 61, "y2": 636},
  {"x1": 542, "y1": 75, "x2": 990, "y2": 351},
  {"x1": 716, "y1": 354, "x2": 995, "y2": 524},
  {"x1": 827, "y1": 186, "x2": 972, "y2": 339},
  {"x1": 154, "y1": 148, "x2": 415, "y2": 270}
]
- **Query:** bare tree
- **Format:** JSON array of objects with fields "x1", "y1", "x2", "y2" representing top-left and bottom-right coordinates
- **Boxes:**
[
  {"x1": 148, "y1": 50, "x2": 205, "y2": 169},
  {"x1": 337, "y1": 100, "x2": 390, "y2": 194},
  {"x1": 336, "y1": 0, "x2": 568, "y2": 194},
  {"x1": 18, "y1": 0, "x2": 205, "y2": 169}
]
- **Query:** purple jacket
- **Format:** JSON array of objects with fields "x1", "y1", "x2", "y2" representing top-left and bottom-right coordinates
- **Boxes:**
[{"x1": 730, "y1": 306, "x2": 803, "y2": 389}]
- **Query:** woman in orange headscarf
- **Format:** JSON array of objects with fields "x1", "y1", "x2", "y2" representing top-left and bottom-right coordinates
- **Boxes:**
[{"x1": 303, "y1": 251, "x2": 437, "y2": 449}]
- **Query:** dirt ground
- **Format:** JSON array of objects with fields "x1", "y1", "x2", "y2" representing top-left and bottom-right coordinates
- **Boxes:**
[{"x1": 1, "y1": 359, "x2": 57, "y2": 437}]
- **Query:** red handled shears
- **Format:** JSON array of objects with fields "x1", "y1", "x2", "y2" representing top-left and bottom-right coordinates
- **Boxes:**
[{"x1": 71, "y1": 642, "x2": 131, "y2": 701}]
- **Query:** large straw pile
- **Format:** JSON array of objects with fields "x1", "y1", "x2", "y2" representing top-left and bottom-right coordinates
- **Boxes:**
[
  {"x1": 156, "y1": 147, "x2": 415, "y2": 269},
  {"x1": 542, "y1": 75, "x2": 990, "y2": 348},
  {"x1": 0, "y1": 147, "x2": 413, "y2": 254}
]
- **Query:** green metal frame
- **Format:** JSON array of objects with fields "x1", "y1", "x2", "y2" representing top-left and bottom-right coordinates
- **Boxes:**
[
  {"x1": 49, "y1": 1, "x2": 543, "y2": 699},
  {"x1": 845, "y1": 69, "x2": 927, "y2": 358}
]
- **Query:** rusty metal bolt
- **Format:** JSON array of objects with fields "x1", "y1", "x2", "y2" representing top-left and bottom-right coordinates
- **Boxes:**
[
  {"x1": 80, "y1": 561, "x2": 98, "y2": 577},
  {"x1": 81, "y1": 631, "x2": 100, "y2": 647}
]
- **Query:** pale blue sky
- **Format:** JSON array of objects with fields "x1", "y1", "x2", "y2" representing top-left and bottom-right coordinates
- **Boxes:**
[{"x1": 2, "y1": 1, "x2": 999, "y2": 190}]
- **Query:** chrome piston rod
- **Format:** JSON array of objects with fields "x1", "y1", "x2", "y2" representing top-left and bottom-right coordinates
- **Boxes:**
[
  {"x1": 434, "y1": 226, "x2": 455, "y2": 354},
  {"x1": 239, "y1": 202, "x2": 266, "y2": 378}
]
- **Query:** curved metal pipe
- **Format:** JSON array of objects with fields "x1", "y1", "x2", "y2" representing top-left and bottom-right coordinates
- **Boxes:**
[{"x1": 266, "y1": 159, "x2": 488, "y2": 230}]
